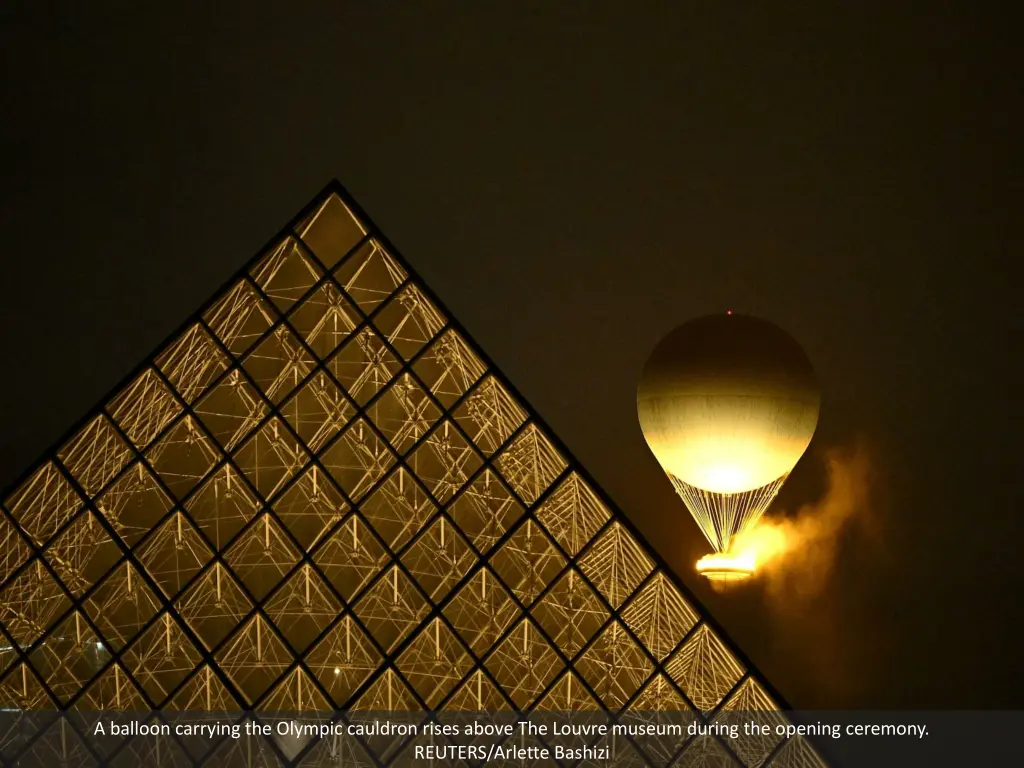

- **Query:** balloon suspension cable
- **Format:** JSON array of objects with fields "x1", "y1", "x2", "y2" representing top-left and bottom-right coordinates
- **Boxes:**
[{"x1": 668, "y1": 474, "x2": 787, "y2": 553}]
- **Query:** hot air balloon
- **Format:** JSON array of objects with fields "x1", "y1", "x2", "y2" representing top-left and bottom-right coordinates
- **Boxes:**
[{"x1": 636, "y1": 313, "x2": 820, "y2": 587}]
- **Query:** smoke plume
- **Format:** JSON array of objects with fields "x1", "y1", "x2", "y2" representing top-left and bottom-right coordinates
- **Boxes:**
[{"x1": 732, "y1": 440, "x2": 875, "y2": 600}]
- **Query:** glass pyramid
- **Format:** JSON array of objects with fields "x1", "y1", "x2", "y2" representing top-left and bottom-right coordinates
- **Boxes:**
[{"x1": 0, "y1": 182, "x2": 827, "y2": 767}]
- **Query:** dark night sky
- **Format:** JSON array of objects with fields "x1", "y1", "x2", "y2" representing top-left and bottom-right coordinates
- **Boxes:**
[{"x1": 1, "y1": 3, "x2": 1018, "y2": 710}]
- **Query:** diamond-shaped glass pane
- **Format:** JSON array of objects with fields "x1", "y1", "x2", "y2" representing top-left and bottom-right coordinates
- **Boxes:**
[
  {"x1": 305, "y1": 616, "x2": 380, "y2": 707},
  {"x1": 249, "y1": 236, "x2": 323, "y2": 312},
  {"x1": 578, "y1": 521, "x2": 653, "y2": 609},
  {"x1": 485, "y1": 619, "x2": 562, "y2": 709},
  {"x1": 0, "y1": 559, "x2": 70, "y2": 650},
  {"x1": 372, "y1": 284, "x2": 445, "y2": 361},
  {"x1": 107, "y1": 368, "x2": 182, "y2": 450},
  {"x1": 215, "y1": 615, "x2": 293, "y2": 705},
  {"x1": 666, "y1": 624, "x2": 745, "y2": 713},
  {"x1": 443, "y1": 568, "x2": 519, "y2": 658},
  {"x1": 145, "y1": 415, "x2": 222, "y2": 501},
  {"x1": 333, "y1": 239, "x2": 406, "y2": 313},
  {"x1": 407, "y1": 420, "x2": 482, "y2": 504},
  {"x1": 396, "y1": 618, "x2": 471, "y2": 708},
  {"x1": 289, "y1": 280, "x2": 362, "y2": 361},
  {"x1": 242, "y1": 324, "x2": 316, "y2": 404},
  {"x1": 535, "y1": 472, "x2": 611, "y2": 557},
  {"x1": 272, "y1": 466, "x2": 347, "y2": 552},
  {"x1": 183, "y1": 464, "x2": 259, "y2": 552},
  {"x1": 328, "y1": 327, "x2": 400, "y2": 404},
  {"x1": 4, "y1": 462, "x2": 83, "y2": 547},
  {"x1": 312, "y1": 513, "x2": 388, "y2": 602},
  {"x1": 280, "y1": 370, "x2": 353, "y2": 453},
  {"x1": 121, "y1": 612, "x2": 202, "y2": 707},
  {"x1": 489, "y1": 518, "x2": 565, "y2": 607},
  {"x1": 43, "y1": 510, "x2": 121, "y2": 598},
  {"x1": 155, "y1": 323, "x2": 230, "y2": 404},
  {"x1": 263, "y1": 564, "x2": 341, "y2": 653},
  {"x1": 136, "y1": 511, "x2": 213, "y2": 600},
  {"x1": 58, "y1": 414, "x2": 133, "y2": 498},
  {"x1": 353, "y1": 565, "x2": 429, "y2": 654},
  {"x1": 367, "y1": 373, "x2": 441, "y2": 455},
  {"x1": 83, "y1": 562, "x2": 162, "y2": 651},
  {"x1": 359, "y1": 468, "x2": 435, "y2": 552},
  {"x1": 193, "y1": 368, "x2": 268, "y2": 452},
  {"x1": 233, "y1": 417, "x2": 309, "y2": 502},
  {"x1": 448, "y1": 469, "x2": 523, "y2": 555},
  {"x1": 174, "y1": 563, "x2": 252, "y2": 652},
  {"x1": 203, "y1": 279, "x2": 278, "y2": 357},
  {"x1": 453, "y1": 375, "x2": 526, "y2": 456},
  {"x1": 295, "y1": 193, "x2": 367, "y2": 270},
  {"x1": 621, "y1": 573, "x2": 699, "y2": 662},
  {"x1": 495, "y1": 424, "x2": 566, "y2": 505},
  {"x1": 401, "y1": 518, "x2": 476, "y2": 603},
  {"x1": 223, "y1": 513, "x2": 301, "y2": 601},
  {"x1": 321, "y1": 418, "x2": 394, "y2": 503},
  {"x1": 533, "y1": 568, "x2": 608, "y2": 658},
  {"x1": 95, "y1": 462, "x2": 173, "y2": 547}
]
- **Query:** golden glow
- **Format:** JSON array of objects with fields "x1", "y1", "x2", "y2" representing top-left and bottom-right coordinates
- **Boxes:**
[
  {"x1": 639, "y1": 398, "x2": 817, "y2": 494},
  {"x1": 729, "y1": 518, "x2": 792, "y2": 570},
  {"x1": 696, "y1": 551, "x2": 755, "y2": 580}
]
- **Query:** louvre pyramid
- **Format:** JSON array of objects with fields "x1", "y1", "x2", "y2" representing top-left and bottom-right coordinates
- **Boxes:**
[{"x1": 0, "y1": 182, "x2": 827, "y2": 767}]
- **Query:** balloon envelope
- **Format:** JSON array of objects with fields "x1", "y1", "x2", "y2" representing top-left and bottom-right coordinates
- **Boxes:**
[{"x1": 637, "y1": 314, "x2": 820, "y2": 494}]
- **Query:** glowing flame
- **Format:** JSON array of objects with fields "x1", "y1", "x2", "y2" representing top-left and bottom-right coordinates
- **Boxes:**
[{"x1": 729, "y1": 518, "x2": 793, "y2": 570}]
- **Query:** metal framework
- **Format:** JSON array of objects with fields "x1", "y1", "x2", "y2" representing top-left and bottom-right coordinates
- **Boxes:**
[{"x1": 0, "y1": 182, "x2": 828, "y2": 767}]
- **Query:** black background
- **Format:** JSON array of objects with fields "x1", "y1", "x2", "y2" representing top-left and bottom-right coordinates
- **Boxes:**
[{"x1": 1, "y1": 3, "x2": 1018, "y2": 710}]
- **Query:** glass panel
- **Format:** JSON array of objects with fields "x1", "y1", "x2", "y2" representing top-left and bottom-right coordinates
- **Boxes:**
[
  {"x1": 241, "y1": 324, "x2": 315, "y2": 404},
  {"x1": 57, "y1": 414, "x2": 133, "y2": 498},
  {"x1": 311, "y1": 514, "x2": 388, "y2": 602},
  {"x1": 489, "y1": 518, "x2": 565, "y2": 607},
  {"x1": 620, "y1": 573, "x2": 699, "y2": 662},
  {"x1": 145, "y1": 415, "x2": 222, "y2": 502},
  {"x1": 442, "y1": 568, "x2": 519, "y2": 658},
  {"x1": 372, "y1": 284, "x2": 445, "y2": 360},
  {"x1": 43, "y1": 510, "x2": 121, "y2": 598},
  {"x1": 106, "y1": 368, "x2": 182, "y2": 450},
  {"x1": 193, "y1": 368, "x2": 268, "y2": 452},
  {"x1": 215, "y1": 615, "x2": 293, "y2": 706},
  {"x1": 263, "y1": 564, "x2": 341, "y2": 653},
  {"x1": 121, "y1": 612, "x2": 202, "y2": 707},
  {"x1": 320, "y1": 418, "x2": 395, "y2": 503},
  {"x1": 96, "y1": 462, "x2": 173, "y2": 548},
  {"x1": 332, "y1": 239, "x2": 406, "y2": 313},
  {"x1": 665, "y1": 624, "x2": 745, "y2": 713},
  {"x1": 223, "y1": 513, "x2": 301, "y2": 601},
  {"x1": 407, "y1": 420, "x2": 482, "y2": 504},
  {"x1": 575, "y1": 620, "x2": 653, "y2": 708},
  {"x1": 412, "y1": 329, "x2": 486, "y2": 408},
  {"x1": 447, "y1": 469, "x2": 523, "y2": 555},
  {"x1": 495, "y1": 423, "x2": 566, "y2": 505},
  {"x1": 136, "y1": 511, "x2": 214, "y2": 600},
  {"x1": 155, "y1": 323, "x2": 229, "y2": 404},
  {"x1": 249, "y1": 236, "x2": 323, "y2": 312},
  {"x1": 452, "y1": 375, "x2": 526, "y2": 456},
  {"x1": 232, "y1": 417, "x2": 309, "y2": 502},
  {"x1": 304, "y1": 615, "x2": 379, "y2": 708},
  {"x1": 288, "y1": 281, "x2": 361, "y2": 360},
  {"x1": 279, "y1": 370, "x2": 353, "y2": 453},
  {"x1": 203, "y1": 279, "x2": 278, "y2": 357},
  {"x1": 353, "y1": 565, "x2": 428, "y2": 654},
  {"x1": 400, "y1": 518, "x2": 475, "y2": 603},
  {"x1": 578, "y1": 521, "x2": 654, "y2": 609},
  {"x1": 184, "y1": 464, "x2": 259, "y2": 552},
  {"x1": 396, "y1": 618, "x2": 471, "y2": 708},
  {"x1": 272, "y1": 466, "x2": 346, "y2": 552},
  {"x1": 295, "y1": 193, "x2": 368, "y2": 270},
  {"x1": 533, "y1": 568, "x2": 608, "y2": 658},
  {"x1": 327, "y1": 327, "x2": 399, "y2": 404},
  {"x1": 484, "y1": 619, "x2": 562, "y2": 709},
  {"x1": 4, "y1": 461, "x2": 83, "y2": 547}
]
